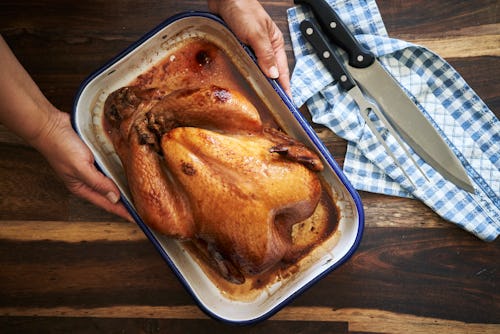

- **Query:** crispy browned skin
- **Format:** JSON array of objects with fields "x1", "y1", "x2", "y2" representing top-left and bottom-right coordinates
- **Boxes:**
[
  {"x1": 103, "y1": 84, "x2": 324, "y2": 279},
  {"x1": 161, "y1": 128, "x2": 321, "y2": 275},
  {"x1": 149, "y1": 85, "x2": 263, "y2": 134},
  {"x1": 104, "y1": 86, "x2": 195, "y2": 238}
]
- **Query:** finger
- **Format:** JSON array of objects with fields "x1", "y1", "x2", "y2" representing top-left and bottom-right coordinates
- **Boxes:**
[
  {"x1": 75, "y1": 184, "x2": 133, "y2": 222},
  {"x1": 72, "y1": 164, "x2": 133, "y2": 221},
  {"x1": 85, "y1": 164, "x2": 121, "y2": 203},
  {"x1": 246, "y1": 28, "x2": 280, "y2": 80},
  {"x1": 274, "y1": 39, "x2": 291, "y2": 96}
]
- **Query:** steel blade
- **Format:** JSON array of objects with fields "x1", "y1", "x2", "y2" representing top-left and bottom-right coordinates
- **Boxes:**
[{"x1": 347, "y1": 61, "x2": 475, "y2": 193}]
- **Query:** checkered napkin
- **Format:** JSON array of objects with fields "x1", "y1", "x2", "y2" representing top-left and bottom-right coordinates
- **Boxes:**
[{"x1": 287, "y1": 0, "x2": 499, "y2": 241}]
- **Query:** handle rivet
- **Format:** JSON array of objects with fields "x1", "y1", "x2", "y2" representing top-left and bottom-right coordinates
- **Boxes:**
[
  {"x1": 340, "y1": 75, "x2": 347, "y2": 82},
  {"x1": 357, "y1": 55, "x2": 364, "y2": 62},
  {"x1": 305, "y1": 27, "x2": 313, "y2": 35},
  {"x1": 330, "y1": 21, "x2": 337, "y2": 29},
  {"x1": 323, "y1": 51, "x2": 330, "y2": 58}
]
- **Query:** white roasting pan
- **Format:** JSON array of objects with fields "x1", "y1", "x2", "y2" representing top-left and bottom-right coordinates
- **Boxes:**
[{"x1": 72, "y1": 12, "x2": 364, "y2": 324}]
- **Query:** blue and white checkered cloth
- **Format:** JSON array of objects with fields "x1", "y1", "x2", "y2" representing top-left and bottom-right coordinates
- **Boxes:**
[{"x1": 288, "y1": 0, "x2": 499, "y2": 241}]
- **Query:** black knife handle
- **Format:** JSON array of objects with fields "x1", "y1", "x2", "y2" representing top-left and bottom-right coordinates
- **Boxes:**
[
  {"x1": 300, "y1": 19, "x2": 355, "y2": 92},
  {"x1": 294, "y1": 0, "x2": 375, "y2": 68}
]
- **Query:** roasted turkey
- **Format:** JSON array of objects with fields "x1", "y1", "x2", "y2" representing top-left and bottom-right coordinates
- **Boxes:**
[{"x1": 104, "y1": 84, "x2": 325, "y2": 282}]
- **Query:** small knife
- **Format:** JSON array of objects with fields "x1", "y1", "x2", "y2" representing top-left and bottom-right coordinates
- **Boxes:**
[
  {"x1": 300, "y1": 19, "x2": 427, "y2": 186},
  {"x1": 294, "y1": 0, "x2": 475, "y2": 193}
]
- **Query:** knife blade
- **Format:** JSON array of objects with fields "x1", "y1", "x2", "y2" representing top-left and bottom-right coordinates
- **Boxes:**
[
  {"x1": 300, "y1": 19, "x2": 428, "y2": 187},
  {"x1": 294, "y1": 0, "x2": 475, "y2": 193}
]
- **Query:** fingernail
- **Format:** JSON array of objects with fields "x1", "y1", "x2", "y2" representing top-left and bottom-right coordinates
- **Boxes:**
[
  {"x1": 269, "y1": 66, "x2": 279, "y2": 79},
  {"x1": 106, "y1": 192, "x2": 119, "y2": 204}
]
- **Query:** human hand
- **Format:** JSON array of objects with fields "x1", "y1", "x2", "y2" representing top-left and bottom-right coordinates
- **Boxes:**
[
  {"x1": 1, "y1": 35, "x2": 131, "y2": 222},
  {"x1": 34, "y1": 110, "x2": 132, "y2": 221},
  {"x1": 207, "y1": 0, "x2": 291, "y2": 96}
]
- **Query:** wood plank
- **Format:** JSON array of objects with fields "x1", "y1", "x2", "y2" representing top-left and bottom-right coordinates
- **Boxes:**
[
  {"x1": 0, "y1": 227, "x2": 497, "y2": 322},
  {"x1": 446, "y1": 57, "x2": 500, "y2": 114},
  {"x1": 0, "y1": 221, "x2": 143, "y2": 242},
  {"x1": 290, "y1": 228, "x2": 499, "y2": 323},
  {"x1": 0, "y1": 316, "x2": 348, "y2": 334},
  {"x1": 410, "y1": 32, "x2": 500, "y2": 58},
  {"x1": 0, "y1": 144, "x2": 69, "y2": 220},
  {"x1": 0, "y1": 144, "x2": 121, "y2": 222},
  {"x1": 275, "y1": 307, "x2": 500, "y2": 333},
  {"x1": 0, "y1": 307, "x2": 497, "y2": 334},
  {"x1": 360, "y1": 192, "x2": 450, "y2": 228},
  {"x1": 0, "y1": 239, "x2": 192, "y2": 308},
  {"x1": 378, "y1": 0, "x2": 498, "y2": 35}
]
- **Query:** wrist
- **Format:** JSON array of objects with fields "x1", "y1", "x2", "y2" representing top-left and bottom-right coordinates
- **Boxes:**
[{"x1": 28, "y1": 105, "x2": 68, "y2": 155}]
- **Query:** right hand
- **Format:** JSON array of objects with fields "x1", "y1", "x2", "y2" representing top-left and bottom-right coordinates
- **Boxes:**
[{"x1": 207, "y1": 0, "x2": 291, "y2": 96}]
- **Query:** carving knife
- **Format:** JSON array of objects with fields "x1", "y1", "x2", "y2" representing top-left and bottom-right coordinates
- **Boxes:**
[
  {"x1": 294, "y1": 0, "x2": 475, "y2": 193},
  {"x1": 300, "y1": 18, "x2": 429, "y2": 187}
]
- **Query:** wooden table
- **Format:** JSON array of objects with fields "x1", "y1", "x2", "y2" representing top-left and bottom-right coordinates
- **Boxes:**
[{"x1": 1, "y1": 1, "x2": 498, "y2": 332}]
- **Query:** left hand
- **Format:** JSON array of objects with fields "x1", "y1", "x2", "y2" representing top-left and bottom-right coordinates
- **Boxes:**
[
  {"x1": 34, "y1": 110, "x2": 133, "y2": 221},
  {"x1": 0, "y1": 35, "x2": 132, "y2": 221}
]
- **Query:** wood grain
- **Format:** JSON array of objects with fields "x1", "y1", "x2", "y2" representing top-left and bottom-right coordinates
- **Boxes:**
[
  {"x1": 0, "y1": 224, "x2": 497, "y2": 322},
  {"x1": 0, "y1": 307, "x2": 498, "y2": 334},
  {"x1": 0, "y1": 0, "x2": 498, "y2": 332}
]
